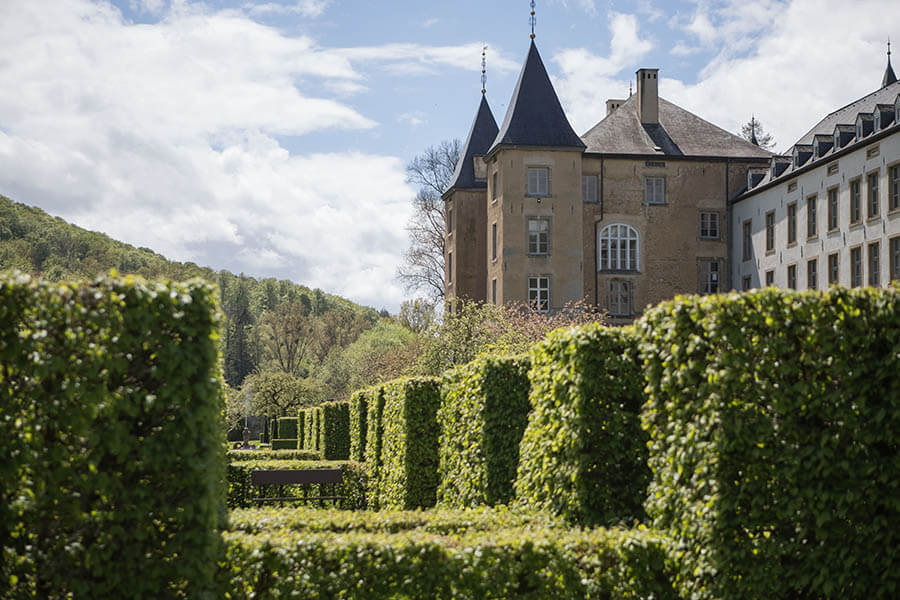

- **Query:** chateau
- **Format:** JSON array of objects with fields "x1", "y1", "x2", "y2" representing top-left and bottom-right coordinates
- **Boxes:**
[{"x1": 443, "y1": 38, "x2": 900, "y2": 320}]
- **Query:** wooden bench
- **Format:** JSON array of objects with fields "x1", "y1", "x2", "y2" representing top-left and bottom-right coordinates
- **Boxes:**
[{"x1": 251, "y1": 469, "x2": 344, "y2": 507}]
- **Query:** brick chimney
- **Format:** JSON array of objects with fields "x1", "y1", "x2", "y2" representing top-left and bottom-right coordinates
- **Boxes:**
[{"x1": 635, "y1": 68, "x2": 659, "y2": 124}]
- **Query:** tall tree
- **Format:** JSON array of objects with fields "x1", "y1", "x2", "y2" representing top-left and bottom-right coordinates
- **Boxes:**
[
  {"x1": 259, "y1": 300, "x2": 315, "y2": 376},
  {"x1": 397, "y1": 139, "x2": 461, "y2": 302},
  {"x1": 741, "y1": 116, "x2": 776, "y2": 150}
]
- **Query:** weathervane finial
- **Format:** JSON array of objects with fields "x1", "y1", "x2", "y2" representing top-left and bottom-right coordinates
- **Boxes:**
[
  {"x1": 530, "y1": 1, "x2": 536, "y2": 40},
  {"x1": 482, "y1": 46, "x2": 487, "y2": 95}
]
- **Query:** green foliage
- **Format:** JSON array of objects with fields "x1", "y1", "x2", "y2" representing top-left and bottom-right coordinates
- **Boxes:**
[
  {"x1": 314, "y1": 405, "x2": 323, "y2": 452},
  {"x1": 270, "y1": 438, "x2": 298, "y2": 450},
  {"x1": 227, "y1": 449, "x2": 319, "y2": 462},
  {"x1": 277, "y1": 416, "x2": 298, "y2": 439},
  {"x1": 349, "y1": 388, "x2": 369, "y2": 461},
  {"x1": 226, "y1": 460, "x2": 366, "y2": 510},
  {"x1": 438, "y1": 355, "x2": 531, "y2": 508},
  {"x1": 219, "y1": 520, "x2": 675, "y2": 599},
  {"x1": 321, "y1": 401, "x2": 351, "y2": 460},
  {"x1": 516, "y1": 323, "x2": 649, "y2": 527},
  {"x1": 379, "y1": 377, "x2": 441, "y2": 510},
  {"x1": 0, "y1": 272, "x2": 225, "y2": 599},
  {"x1": 296, "y1": 409, "x2": 306, "y2": 449},
  {"x1": 364, "y1": 385, "x2": 387, "y2": 509},
  {"x1": 637, "y1": 287, "x2": 900, "y2": 600}
]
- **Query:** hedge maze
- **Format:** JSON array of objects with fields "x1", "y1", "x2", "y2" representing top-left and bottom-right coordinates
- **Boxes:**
[{"x1": 5, "y1": 271, "x2": 899, "y2": 599}]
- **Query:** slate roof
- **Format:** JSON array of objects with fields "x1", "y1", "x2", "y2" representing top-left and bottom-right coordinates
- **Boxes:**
[
  {"x1": 884, "y1": 56, "x2": 897, "y2": 88},
  {"x1": 580, "y1": 94, "x2": 771, "y2": 159},
  {"x1": 489, "y1": 41, "x2": 585, "y2": 153},
  {"x1": 795, "y1": 78, "x2": 900, "y2": 145},
  {"x1": 445, "y1": 95, "x2": 499, "y2": 193}
]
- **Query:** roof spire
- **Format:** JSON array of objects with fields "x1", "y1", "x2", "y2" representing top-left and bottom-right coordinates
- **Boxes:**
[
  {"x1": 530, "y1": 1, "x2": 536, "y2": 40},
  {"x1": 884, "y1": 37, "x2": 898, "y2": 87},
  {"x1": 482, "y1": 46, "x2": 487, "y2": 95}
]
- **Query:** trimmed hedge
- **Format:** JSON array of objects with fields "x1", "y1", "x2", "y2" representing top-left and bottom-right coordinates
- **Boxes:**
[
  {"x1": 302, "y1": 408, "x2": 314, "y2": 452},
  {"x1": 219, "y1": 523, "x2": 675, "y2": 599},
  {"x1": 515, "y1": 324, "x2": 649, "y2": 527},
  {"x1": 364, "y1": 385, "x2": 387, "y2": 509},
  {"x1": 296, "y1": 409, "x2": 305, "y2": 450},
  {"x1": 277, "y1": 416, "x2": 298, "y2": 440},
  {"x1": 379, "y1": 377, "x2": 441, "y2": 510},
  {"x1": 226, "y1": 460, "x2": 366, "y2": 510},
  {"x1": 321, "y1": 400, "x2": 351, "y2": 460},
  {"x1": 227, "y1": 449, "x2": 319, "y2": 462},
  {"x1": 438, "y1": 355, "x2": 531, "y2": 508},
  {"x1": 349, "y1": 388, "x2": 369, "y2": 461},
  {"x1": 0, "y1": 272, "x2": 224, "y2": 599},
  {"x1": 270, "y1": 438, "x2": 298, "y2": 450},
  {"x1": 637, "y1": 287, "x2": 900, "y2": 600},
  {"x1": 314, "y1": 406, "x2": 323, "y2": 452}
]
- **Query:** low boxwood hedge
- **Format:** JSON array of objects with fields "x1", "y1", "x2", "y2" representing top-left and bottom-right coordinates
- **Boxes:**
[
  {"x1": 438, "y1": 355, "x2": 531, "y2": 508},
  {"x1": 277, "y1": 416, "x2": 298, "y2": 440},
  {"x1": 637, "y1": 287, "x2": 900, "y2": 600},
  {"x1": 227, "y1": 460, "x2": 366, "y2": 510},
  {"x1": 218, "y1": 523, "x2": 675, "y2": 599},
  {"x1": 270, "y1": 438, "x2": 298, "y2": 450},
  {"x1": 227, "y1": 449, "x2": 320, "y2": 462},
  {"x1": 515, "y1": 323, "x2": 649, "y2": 527}
]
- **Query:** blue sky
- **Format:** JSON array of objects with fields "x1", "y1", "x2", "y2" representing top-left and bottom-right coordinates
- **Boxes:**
[{"x1": 0, "y1": 0, "x2": 896, "y2": 311}]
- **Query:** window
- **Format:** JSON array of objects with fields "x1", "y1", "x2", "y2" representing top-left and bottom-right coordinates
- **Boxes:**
[
  {"x1": 828, "y1": 163, "x2": 839, "y2": 176},
  {"x1": 582, "y1": 175, "x2": 598, "y2": 203},
  {"x1": 869, "y1": 241, "x2": 880, "y2": 286},
  {"x1": 527, "y1": 167, "x2": 549, "y2": 196},
  {"x1": 491, "y1": 222, "x2": 498, "y2": 261},
  {"x1": 527, "y1": 218, "x2": 550, "y2": 255},
  {"x1": 598, "y1": 224, "x2": 639, "y2": 271},
  {"x1": 890, "y1": 165, "x2": 900, "y2": 211},
  {"x1": 891, "y1": 237, "x2": 900, "y2": 282},
  {"x1": 850, "y1": 178, "x2": 861, "y2": 224},
  {"x1": 787, "y1": 264, "x2": 797, "y2": 289},
  {"x1": 644, "y1": 176, "x2": 665, "y2": 205},
  {"x1": 827, "y1": 187, "x2": 839, "y2": 231},
  {"x1": 742, "y1": 275, "x2": 752, "y2": 291},
  {"x1": 491, "y1": 278, "x2": 497, "y2": 304},
  {"x1": 828, "y1": 252, "x2": 839, "y2": 285},
  {"x1": 447, "y1": 252, "x2": 453, "y2": 283},
  {"x1": 806, "y1": 195, "x2": 817, "y2": 238},
  {"x1": 607, "y1": 279, "x2": 632, "y2": 317},
  {"x1": 699, "y1": 259, "x2": 721, "y2": 294},
  {"x1": 699, "y1": 212, "x2": 720, "y2": 240},
  {"x1": 867, "y1": 172, "x2": 880, "y2": 218},
  {"x1": 765, "y1": 211, "x2": 775, "y2": 253},
  {"x1": 491, "y1": 171, "x2": 498, "y2": 201},
  {"x1": 742, "y1": 220, "x2": 752, "y2": 261},
  {"x1": 528, "y1": 276, "x2": 550, "y2": 312},
  {"x1": 807, "y1": 258, "x2": 818, "y2": 290},
  {"x1": 446, "y1": 207, "x2": 453, "y2": 234},
  {"x1": 851, "y1": 246, "x2": 862, "y2": 287},
  {"x1": 787, "y1": 202, "x2": 797, "y2": 244},
  {"x1": 765, "y1": 270, "x2": 775, "y2": 287}
]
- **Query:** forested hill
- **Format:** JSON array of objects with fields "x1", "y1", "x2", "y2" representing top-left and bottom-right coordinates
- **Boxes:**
[{"x1": 0, "y1": 194, "x2": 382, "y2": 387}]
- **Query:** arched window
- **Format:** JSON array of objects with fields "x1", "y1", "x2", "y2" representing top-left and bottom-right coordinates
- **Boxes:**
[{"x1": 598, "y1": 224, "x2": 639, "y2": 272}]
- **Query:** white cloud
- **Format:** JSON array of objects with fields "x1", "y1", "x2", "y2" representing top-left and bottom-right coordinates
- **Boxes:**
[
  {"x1": 398, "y1": 112, "x2": 426, "y2": 127},
  {"x1": 423, "y1": 18, "x2": 439, "y2": 28},
  {"x1": 130, "y1": 0, "x2": 166, "y2": 15},
  {"x1": 553, "y1": 12, "x2": 654, "y2": 132},
  {"x1": 336, "y1": 43, "x2": 519, "y2": 77},
  {"x1": 243, "y1": 0, "x2": 331, "y2": 18}
]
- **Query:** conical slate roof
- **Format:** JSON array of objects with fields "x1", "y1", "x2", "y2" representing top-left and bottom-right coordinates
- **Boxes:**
[
  {"x1": 488, "y1": 41, "x2": 585, "y2": 153},
  {"x1": 445, "y1": 95, "x2": 498, "y2": 194},
  {"x1": 883, "y1": 55, "x2": 897, "y2": 88}
]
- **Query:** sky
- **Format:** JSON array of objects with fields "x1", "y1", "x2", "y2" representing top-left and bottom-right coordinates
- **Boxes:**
[{"x1": 1, "y1": 0, "x2": 897, "y2": 312}]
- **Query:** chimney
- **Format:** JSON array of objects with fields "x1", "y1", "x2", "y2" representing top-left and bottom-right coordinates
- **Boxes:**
[
  {"x1": 605, "y1": 99, "x2": 625, "y2": 116},
  {"x1": 635, "y1": 68, "x2": 659, "y2": 124}
]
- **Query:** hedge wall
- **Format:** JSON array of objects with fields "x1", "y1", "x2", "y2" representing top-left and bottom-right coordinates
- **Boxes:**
[
  {"x1": 219, "y1": 523, "x2": 675, "y2": 599},
  {"x1": 438, "y1": 355, "x2": 531, "y2": 508},
  {"x1": 302, "y1": 408, "x2": 314, "y2": 452},
  {"x1": 226, "y1": 460, "x2": 366, "y2": 510},
  {"x1": 277, "y1": 416, "x2": 298, "y2": 440},
  {"x1": 349, "y1": 388, "x2": 369, "y2": 462},
  {"x1": 314, "y1": 406, "x2": 323, "y2": 452},
  {"x1": 637, "y1": 287, "x2": 900, "y2": 600},
  {"x1": 515, "y1": 323, "x2": 649, "y2": 527},
  {"x1": 364, "y1": 385, "x2": 387, "y2": 509},
  {"x1": 0, "y1": 272, "x2": 224, "y2": 599},
  {"x1": 321, "y1": 400, "x2": 350, "y2": 460},
  {"x1": 227, "y1": 449, "x2": 319, "y2": 462},
  {"x1": 296, "y1": 409, "x2": 306, "y2": 450},
  {"x1": 270, "y1": 438, "x2": 298, "y2": 450},
  {"x1": 378, "y1": 377, "x2": 441, "y2": 510}
]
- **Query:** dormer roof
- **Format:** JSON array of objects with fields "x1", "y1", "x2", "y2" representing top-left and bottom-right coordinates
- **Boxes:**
[
  {"x1": 488, "y1": 41, "x2": 585, "y2": 153},
  {"x1": 795, "y1": 79, "x2": 900, "y2": 145},
  {"x1": 445, "y1": 95, "x2": 499, "y2": 194}
]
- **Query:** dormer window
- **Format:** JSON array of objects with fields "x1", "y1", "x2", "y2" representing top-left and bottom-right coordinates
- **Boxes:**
[
  {"x1": 875, "y1": 111, "x2": 882, "y2": 131},
  {"x1": 856, "y1": 114, "x2": 874, "y2": 140},
  {"x1": 792, "y1": 145, "x2": 812, "y2": 169},
  {"x1": 814, "y1": 135, "x2": 832, "y2": 159},
  {"x1": 833, "y1": 124, "x2": 855, "y2": 150}
]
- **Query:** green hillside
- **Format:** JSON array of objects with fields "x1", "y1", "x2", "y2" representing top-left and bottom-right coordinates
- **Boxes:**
[{"x1": 0, "y1": 194, "x2": 381, "y2": 386}]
